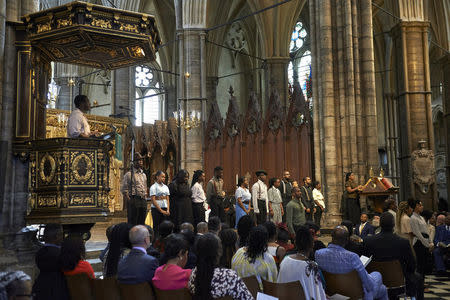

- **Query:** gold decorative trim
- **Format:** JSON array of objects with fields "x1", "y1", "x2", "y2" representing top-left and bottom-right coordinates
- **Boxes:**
[
  {"x1": 57, "y1": 18, "x2": 72, "y2": 28},
  {"x1": 91, "y1": 18, "x2": 112, "y2": 29},
  {"x1": 120, "y1": 23, "x2": 138, "y2": 33},
  {"x1": 37, "y1": 22, "x2": 52, "y2": 33},
  {"x1": 38, "y1": 195, "x2": 57, "y2": 207},
  {"x1": 39, "y1": 153, "x2": 56, "y2": 184},
  {"x1": 71, "y1": 153, "x2": 94, "y2": 184}
]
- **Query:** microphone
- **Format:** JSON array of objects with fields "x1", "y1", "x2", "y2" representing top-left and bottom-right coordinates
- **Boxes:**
[
  {"x1": 118, "y1": 105, "x2": 131, "y2": 111},
  {"x1": 109, "y1": 112, "x2": 136, "y2": 119},
  {"x1": 109, "y1": 124, "x2": 117, "y2": 131}
]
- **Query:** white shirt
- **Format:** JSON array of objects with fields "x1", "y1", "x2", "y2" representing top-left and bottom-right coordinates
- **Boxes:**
[
  {"x1": 251, "y1": 179, "x2": 268, "y2": 214},
  {"x1": 312, "y1": 188, "x2": 325, "y2": 209},
  {"x1": 191, "y1": 182, "x2": 206, "y2": 203},
  {"x1": 67, "y1": 108, "x2": 90, "y2": 138},
  {"x1": 235, "y1": 187, "x2": 252, "y2": 204},
  {"x1": 149, "y1": 182, "x2": 170, "y2": 208}
]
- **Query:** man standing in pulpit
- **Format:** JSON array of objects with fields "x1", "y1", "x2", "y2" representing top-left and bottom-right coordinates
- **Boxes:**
[{"x1": 67, "y1": 95, "x2": 98, "y2": 138}]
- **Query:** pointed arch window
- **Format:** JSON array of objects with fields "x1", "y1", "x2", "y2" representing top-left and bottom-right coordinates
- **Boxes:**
[
  {"x1": 289, "y1": 21, "x2": 311, "y2": 99},
  {"x1": 135, "y1": 65, "x2": 164, "y2": 126}
]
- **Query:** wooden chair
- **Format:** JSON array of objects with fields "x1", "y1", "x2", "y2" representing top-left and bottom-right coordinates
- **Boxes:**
[
  {"x1": 242, "y1": 275, "x2": 260, "y2": 299},
  {"x1": 322, "y1": 270, "x2": 364, "y2": 300},
  {"x1": 91, "y1": 277, "x2": 121, "y2": 300},
  {"x1": 118, "y1": 282, "x2": 155, "y2": 300},
  {"x1": 366, "y1": 260, "x2": 405, "y2": 289},
  {"x1": 366, "y1": 260, "x2": 406, "y2": 298},
  {"x1": 65, "y1": 274, "x2": 94, "y2": 300},
  {"x1": 153, "y1": 287, "x2": 192, "y2": 300},
  {"x1": 261, "y1": 279, "x2": 306, "y2": 300}
]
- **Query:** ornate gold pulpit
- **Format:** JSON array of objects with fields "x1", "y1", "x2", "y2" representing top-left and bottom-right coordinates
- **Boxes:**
[{"x1": 26, "y1": 138, "x2": 112, "y2": 238}]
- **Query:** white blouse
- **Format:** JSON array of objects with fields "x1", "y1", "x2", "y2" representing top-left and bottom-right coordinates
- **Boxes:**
[
  {"x1": 149, "y1": 182, "x2": 170, "y2": 208},
  {"x1": 235, "y1": 187, "x2": 251, "y2": 204},
  {"x1": 312, "y1": 188, "x2": 325, "y2": 209},
  {"x1": 191, "y1": 182, "x2": 206, "y2": 203}
]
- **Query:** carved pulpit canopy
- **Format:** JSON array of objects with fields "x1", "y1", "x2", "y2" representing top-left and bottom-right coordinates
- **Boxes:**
[{"x1": 22, "y1": 1, "x2": 161, "y2": 69}]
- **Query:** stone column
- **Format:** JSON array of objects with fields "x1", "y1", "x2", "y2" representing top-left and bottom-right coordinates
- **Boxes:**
[
  {"x1": 391, "y1": 1, "x2": 435, "y2": 208},
  {"x1": 175, "y1": 0, "x2": 207, "y2": 176},
  {"x1": 54, "y1": 63, "x2": 79, "y2": 111},
  {"x1": 264, "y1": 57, "x2": 290, "y2": 112},
  {"x1": 0, "y1": 0, "x2": 40, "y2": 275},
  {"x1": 441, "y1": 54, "x2": 450, "y2": 207},
  {"x1": 113, "y1": 67, "x2": 135, "y2": 119}
]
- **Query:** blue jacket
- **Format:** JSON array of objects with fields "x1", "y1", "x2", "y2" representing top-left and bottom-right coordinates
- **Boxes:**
[
  {"x1": 434, "y1": 225, "x2": 450, "y2": 246},
  {"x1": 117, "y1": 248, "x2": 159, "y2": 284},
  {"x1": 355, "y1": 223, "x2": 375, "y2": 239}
]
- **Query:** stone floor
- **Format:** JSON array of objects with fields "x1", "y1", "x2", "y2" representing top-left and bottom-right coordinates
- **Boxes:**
[{"x1": 424, "y1": 275, "x2": 450, "y2": 300}]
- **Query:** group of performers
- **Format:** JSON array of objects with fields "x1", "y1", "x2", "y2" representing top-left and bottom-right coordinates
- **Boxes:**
[{"x1": 66, "y1": 94, "x2": 364, "y2": 235}]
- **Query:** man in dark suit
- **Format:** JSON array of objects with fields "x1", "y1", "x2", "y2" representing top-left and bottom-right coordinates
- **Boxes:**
[
  {"x1": 363, "y1": 212, "x2": 420, "y2": 299},
  {"x1": 278, "y1": 170, "x2": 292, "y2": 222},
  {"x1": 355, "y1": 213, "x2": 375, "y2": 239},
  {"x1": 300, "y1": 176, "x2": 316, "y2": 221},
  {"x1": 433, "y1": 214, "x2": 450, "y2": 275},
  {"x1": 118, "y1": 225, "x2": 159, "y2": 284}
]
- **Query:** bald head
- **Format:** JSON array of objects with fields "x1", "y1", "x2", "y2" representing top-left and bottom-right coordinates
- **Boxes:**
[
  {"x1": 180, "y1": 222, "x2": 194, "y2": 232},
  {"x1": 436, "y1": 214, "x2": 445, "y2": 226},
  {"x1": 129, "y1": 225, "x2": 149, "y2": 247},
  {"x1": 331, "y1": 225, "x2": 349, "y2": 247},
  {"x1": 197, "y1": 222, "x2": 208, "y2": 234}
]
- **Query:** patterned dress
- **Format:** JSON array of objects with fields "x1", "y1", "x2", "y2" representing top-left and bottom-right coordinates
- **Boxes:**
[{"x1": 188, "y1": 267, "x2": 254, "y2": 300}]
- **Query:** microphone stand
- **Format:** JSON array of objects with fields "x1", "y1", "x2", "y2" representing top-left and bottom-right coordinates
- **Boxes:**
[{"x1": 125, "y1": 111, "x2": 136, "y2": 224}]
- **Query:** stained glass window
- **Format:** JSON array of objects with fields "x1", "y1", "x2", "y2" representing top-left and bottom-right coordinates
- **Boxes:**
[
  {"x1": 290, "y1": 22, "x2": 307, "y2": 52},
  {"x1": 135, "y1": 65, "x2": 163, "y2": 126},
  {"x1": 289, "y1": 20, "x2": 311, "y2": 98}
]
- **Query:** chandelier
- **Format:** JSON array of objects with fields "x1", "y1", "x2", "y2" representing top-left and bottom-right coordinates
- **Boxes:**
[{"x1": 173, "y1": 109, "x2": 201, "y2": 130}]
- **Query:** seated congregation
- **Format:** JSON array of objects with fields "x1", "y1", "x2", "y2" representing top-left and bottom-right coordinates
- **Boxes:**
[{"x1": 5, "y1": 198, "x2": 449, "y2": 300}]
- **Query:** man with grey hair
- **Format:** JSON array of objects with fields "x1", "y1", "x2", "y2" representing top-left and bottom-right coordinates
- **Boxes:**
[
  {"x1": 118, "y1": 225, "x2": 158, "y2": 284},
  {"x1": 196, "y1": 222, "x2": 208, "y2": 235}
]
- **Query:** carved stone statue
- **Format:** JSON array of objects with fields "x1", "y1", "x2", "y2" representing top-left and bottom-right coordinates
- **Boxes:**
[{"x1": 411, "y1": 140, "x2": 436, "y2": 194}]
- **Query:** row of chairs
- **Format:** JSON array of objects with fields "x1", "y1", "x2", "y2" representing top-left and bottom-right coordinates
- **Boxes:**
[
  {"x1": 66, "y1": 260, "x2": 404, "y2": 300},
  {"x1": 65, "y1": 274, "x2": 306, "y2": 300}
]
